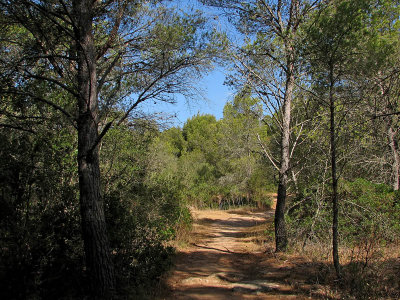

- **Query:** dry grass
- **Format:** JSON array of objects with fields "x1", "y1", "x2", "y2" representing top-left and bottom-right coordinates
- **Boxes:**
[
  {"x1": 170, "y1": 224, "x2": 195, "y2": 249},
  {"x1": 224, "y1": 206, "x2": 400, "y2": 300},
  {"x1": 264, "y1": 236, "x2": 400, "y2": 299}
]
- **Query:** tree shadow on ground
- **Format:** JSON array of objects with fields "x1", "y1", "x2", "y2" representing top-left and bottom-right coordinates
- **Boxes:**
[
  {"x1": 168, "y1": 210, "x2": 400, "y2": 299},
  {"x1": 166, "y1": 212, "x2": 338, "y2": 300},
  {"x1": 168, "y1": 248, "x2": 338, "y2": 300}
]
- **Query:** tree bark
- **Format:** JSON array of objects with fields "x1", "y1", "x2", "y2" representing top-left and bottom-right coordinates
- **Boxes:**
[
  {"x1": 329, "y1": 67, "x2": 341, "y2": 279},
  {"x1": 73, "y1": 0, "x2": 116, "y2": 297},
  {"x1": 387, "y1": 124, "x2": 400, "y2": 190},
  {"x1": 274, "y1": 48, "x2": 294, "y2": 252},
  {"x1": 377, "y1": 76, "x2": 400, "y2": 191}
]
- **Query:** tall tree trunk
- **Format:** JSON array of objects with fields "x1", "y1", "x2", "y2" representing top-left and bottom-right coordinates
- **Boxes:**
[
  {"x1": 387, "y1": 124, "x2": 400, "y2": 190},
  {"x1": 274, "y1": 50, "x2": 294, "y2": 252},
  {"x1": 377, "y1": 76, "x2": 400, "y2": 191},
  {"x1": 74, "y1": 0, "x2": 116, "y2": 297},
  {"x1": 329, "y1": 69, "x2": 341, "y2": 279}
]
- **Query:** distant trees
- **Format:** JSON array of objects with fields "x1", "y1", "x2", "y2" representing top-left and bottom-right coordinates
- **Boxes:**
[
  {"x1": 218, "y1": 93, "x2": 270, "y2": 204},
  {"x1": 148, "y1": 94, "x2": 275, "y2": 210}
]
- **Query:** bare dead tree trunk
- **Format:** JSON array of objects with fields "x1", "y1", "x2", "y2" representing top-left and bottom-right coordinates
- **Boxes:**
[
  {"x1": 377, "y1": 76, "x2": 400, "y2": 191},
  {"x1": 275, "y1": 49, "x2": 295, "y2": 252},
  {"x1": 74, "y1": 0, "x2": 116, "y2": 296},
  {"x1": 387, "y1": 125, "x2": 400, "y2": 190}
]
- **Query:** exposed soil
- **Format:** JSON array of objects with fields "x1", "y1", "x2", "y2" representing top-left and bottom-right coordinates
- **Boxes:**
[{"x1": 160, "y1": 207, "x2": 333, "y2": 300}]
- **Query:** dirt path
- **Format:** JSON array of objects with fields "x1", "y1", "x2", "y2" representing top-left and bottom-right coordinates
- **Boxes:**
[{"x1": 161, "y1": 208, "x2": 325, "y2": 300}]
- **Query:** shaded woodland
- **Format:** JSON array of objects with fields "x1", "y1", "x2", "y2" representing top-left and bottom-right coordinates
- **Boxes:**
[{"x1": 0, "y1": 0, "x2": 400, "y2": 299}]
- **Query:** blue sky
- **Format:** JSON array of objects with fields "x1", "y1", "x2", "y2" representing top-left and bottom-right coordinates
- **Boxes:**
[
  {"x1": 141, "y1": 0, "x2": 237, "y2": 128},
  {"x1": 143, "y1": 67, "x2": 233, "y2": 127},
  {"x1": 169, "y1": 67, "x2": 233, "y2": 124}
]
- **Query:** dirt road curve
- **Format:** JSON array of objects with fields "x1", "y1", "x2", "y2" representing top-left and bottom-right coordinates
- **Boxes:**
[{"x1": 161, "y1": 209, "x2": 319, "y2": 300}]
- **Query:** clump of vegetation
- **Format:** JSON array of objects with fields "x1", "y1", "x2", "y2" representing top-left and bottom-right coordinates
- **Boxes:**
[
  {"x1": 0, "y1": 127, "x2": 85, "y2": 299},
  {"x1": 288, "y1": 179, "x2": 400, "y2": 246},
  {"x1": 0, "y1": 120, "x2": 190, "y2": 299},
  {"x1": 287, "y1": 178, "x2": 400, "y2": 299},
  {"x1": 148, "y1": 94, "x2": 276, "y2": 211}
]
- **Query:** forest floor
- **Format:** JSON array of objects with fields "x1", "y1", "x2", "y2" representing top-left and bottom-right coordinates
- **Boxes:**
[{"x1": 159, "y1": 205, "x2": 338, "y2": 300}]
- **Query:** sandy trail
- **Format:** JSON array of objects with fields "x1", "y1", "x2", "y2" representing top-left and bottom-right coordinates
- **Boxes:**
[{"x1": 161, "y1": 208, "x2": 321, "y2": 300}]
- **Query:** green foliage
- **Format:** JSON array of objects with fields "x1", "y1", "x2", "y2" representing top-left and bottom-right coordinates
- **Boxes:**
[
  {"x1": 147, "y1": 94, "x2": 276, "y2": 209},
  {"x1": 105, "y1": 192, "x2": 175, "y2": 295},
  {"x1": 340, "y1": 178, "x2": 400, "y2": 245},
  {"x1": 0, "y1": 115, "x2": 191, "y2": 298},
  {"x1": 183, "y1": 114, "x2": 218, "y2": 155},
  {"x1": 287, "y1": 178, "x2": 400, "y2": 247},
  {"x1": 3, "y1": 0, "x2": 400, "y2": 297},
  {"x1": 101, "y1": 120, "x2": 190, "y2": 294},
  {"x1": 0, "y1": 3, "x2": 221, "y2": 295}
]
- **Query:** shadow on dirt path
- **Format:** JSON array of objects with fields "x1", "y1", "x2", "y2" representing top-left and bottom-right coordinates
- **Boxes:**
[{"x1": 160, "y1": 209, "x2": 333, "y2": 300}]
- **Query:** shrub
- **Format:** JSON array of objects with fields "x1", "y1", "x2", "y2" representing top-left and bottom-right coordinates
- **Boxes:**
[
  {"x1": 287, "y1": 178, "x2": 400, "y2": 248},
  {"x1": 340, "y1": 178, "x2": 400, "y2": 246}
]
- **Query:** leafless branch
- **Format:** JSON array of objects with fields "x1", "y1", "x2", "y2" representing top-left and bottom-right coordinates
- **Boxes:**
[{"x1": 257, "y1": 133, "x2": 280, "y2": 171}]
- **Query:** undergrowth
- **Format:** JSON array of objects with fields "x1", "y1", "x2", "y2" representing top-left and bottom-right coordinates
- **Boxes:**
[{"x1": 285, "y1": 178, "x2": 400, "y2": 299}]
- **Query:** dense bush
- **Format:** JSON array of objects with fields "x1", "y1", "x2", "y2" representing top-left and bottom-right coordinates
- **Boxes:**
[
  {"x1": 102, "y1": 122, "x2": 191, "y2": 296},
  {"x1": 106, "y1": 192, "x2": 175, "y2": 296},
  {"x1": 0, "y1": 127, "x2": 85, "y2": 299},
  {"x1": 286, "y1": 178, "x2": 400, "y2": 298},
  {"x1": 287, "y1": 178, "x2": 400, "y2": 248},
  {"x1": 340, "y1": 178, "x2": 400, "y2": 246},
  {"x1": 0, "y1": 121, "x2": 190, "y2": 298},
  {"x1": 149, "y1": 106, "x2": 276, "y2": 210}
]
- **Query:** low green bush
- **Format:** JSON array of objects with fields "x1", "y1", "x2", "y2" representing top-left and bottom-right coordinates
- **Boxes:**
[{"x1": 287, "y1": 178, "x2": 400, "y2": 247}]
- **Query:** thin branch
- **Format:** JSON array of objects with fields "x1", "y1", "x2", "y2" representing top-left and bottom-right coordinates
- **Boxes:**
[
  {"x1": 96, "y1": 0, "x2": 128, "y2": 60},
  {"x1": 0, "y1": 123, "x2": 35, "y2": 133},
  {"x1": 257, "y1": 133, "x2": 280, "y2": 171},
  {"x1": 290, "y1": 122, "x2": 304, "y2": 159},
  {"x1": 24, "y1": 0, "x2": 75, "y2": 37},
  {"x1": 116, "y1": 80, "x2": 159, "y2": 126},
  {"x1": 372, "y1": 111, "x2": 400, "y2": 119},
  {"x1": 24, "y1": 70, "x2": 79, "y2": 98},
  {"x1": 2, "y1": 90, "x2": 76, "y2": 126},
  {"x1": 98, "y1": 52, "x2": 122, "y2": 91}
]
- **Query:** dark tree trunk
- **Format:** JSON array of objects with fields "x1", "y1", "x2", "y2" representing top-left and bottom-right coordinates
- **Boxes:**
[
  {"x1": 73, "y1": 0, "x2": 116, "y2": 296},
  {"x1": 329, "y1": 68, "x2": 341, "y2": 279},
  {"x1": 274, "y1": 49, "x2": 294, "y2": 252},
  {"x1": 275, "y1": 178, "x2": 288, "y2": 251}
]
